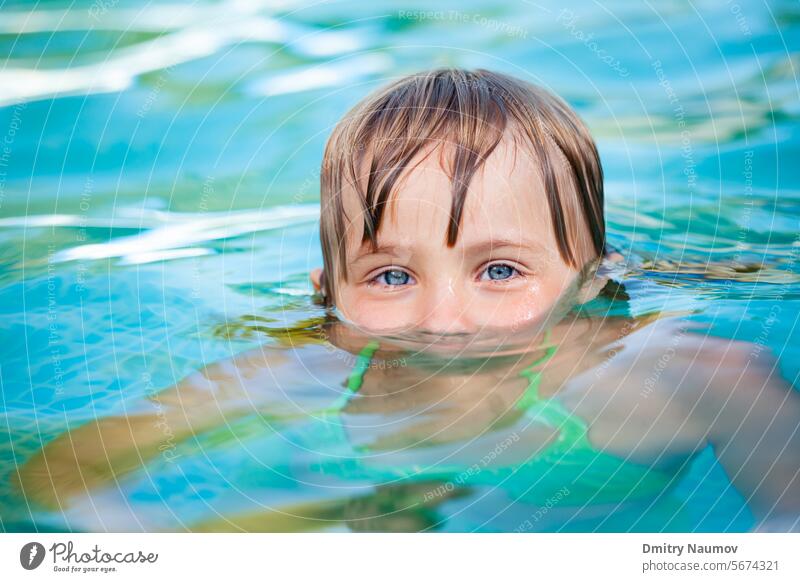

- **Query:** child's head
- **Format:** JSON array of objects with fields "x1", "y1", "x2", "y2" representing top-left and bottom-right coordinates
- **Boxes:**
[{"x1": 313, "y1": 68, "x2": 605, "y2": 333}]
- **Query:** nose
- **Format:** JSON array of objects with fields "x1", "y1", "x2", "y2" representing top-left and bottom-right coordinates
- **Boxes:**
[{"x1": 418, "y1": 279, "x2": 473, "y2": 335}]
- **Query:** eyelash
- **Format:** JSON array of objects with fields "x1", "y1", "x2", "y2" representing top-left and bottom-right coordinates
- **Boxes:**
[{"x1": 367, "y1": 262, "x2": 526, "y2": 288}]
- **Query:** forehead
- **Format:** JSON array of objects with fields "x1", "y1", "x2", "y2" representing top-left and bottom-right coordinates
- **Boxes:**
[{"x1": 340, "y1": 133, "x2": 553, "y2": 251}]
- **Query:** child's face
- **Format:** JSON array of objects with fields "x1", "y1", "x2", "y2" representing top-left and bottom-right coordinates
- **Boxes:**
[{"x1": 325, "y1": 136, "x2": 589, "y2": 334}]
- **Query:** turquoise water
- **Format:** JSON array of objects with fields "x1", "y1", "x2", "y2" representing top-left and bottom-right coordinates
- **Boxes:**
[{"x1": 1, "y1": 0, "x2": 799, "y2": 532}]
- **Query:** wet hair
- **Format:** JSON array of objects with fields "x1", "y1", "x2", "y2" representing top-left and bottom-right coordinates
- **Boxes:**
[{"x1": 319, "y1": 67, "x2": 604, "y2": 306}]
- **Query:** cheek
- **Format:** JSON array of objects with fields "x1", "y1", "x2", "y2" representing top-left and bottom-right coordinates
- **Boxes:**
[
  {"x1": 471, "y1": 268, "x2": 576, "y2": 327},
  {"x1": 335, "y1": 287, "x2": 416, "y2": 331},
  {"x1": 469, "y1": 287, "x2": 545, "y2": 328}
]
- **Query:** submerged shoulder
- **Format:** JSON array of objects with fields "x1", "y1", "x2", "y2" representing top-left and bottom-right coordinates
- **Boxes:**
[{"x1": 618, "y1": 317, "x2": 782, "y2": 410}]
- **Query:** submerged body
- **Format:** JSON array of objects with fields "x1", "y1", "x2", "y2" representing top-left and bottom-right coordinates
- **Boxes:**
[{"x1": 14, "y1": 311, "x2": 800, "y2": 531}]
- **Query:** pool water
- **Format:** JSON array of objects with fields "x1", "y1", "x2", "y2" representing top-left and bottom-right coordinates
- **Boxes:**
[{"x1": 1, "y1": 0, "x2": 799, "y2": 532}]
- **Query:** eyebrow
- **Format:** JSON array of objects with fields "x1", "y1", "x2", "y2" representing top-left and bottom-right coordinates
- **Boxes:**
[
  {"x1": 349, "y1": 238, "x2": 549, "y2": 265},
  {"x1": 349, "y1": 244, "x2": 410, "y2": 267},
  {"x1": 463, "y1": 238, "x2": 549, "y2": 256}
]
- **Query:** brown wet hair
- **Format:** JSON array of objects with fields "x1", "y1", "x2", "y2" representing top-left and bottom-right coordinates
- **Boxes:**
[{"x1": 319, "y1": 68, "x2": 604, "y2": 306}]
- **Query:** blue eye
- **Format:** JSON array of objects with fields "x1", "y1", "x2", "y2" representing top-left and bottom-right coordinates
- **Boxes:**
[
  {"x1": 482, "y1": 263, "x2": 518, "y2": 281},
  {"x1": 376, "y1": 269, "x2": 412, "y2": 286}
]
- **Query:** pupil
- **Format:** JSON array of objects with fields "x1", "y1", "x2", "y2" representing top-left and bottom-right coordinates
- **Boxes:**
[
  {"x1": 385, "y1": 270, "x2": 408, "y2": 285},
  {"x1": 488, "y1": 264, "x2": 513, "y2": 280}
]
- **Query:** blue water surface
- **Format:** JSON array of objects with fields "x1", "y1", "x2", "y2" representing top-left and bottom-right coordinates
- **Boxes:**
[{"x1": 0, "y1": 0, "x2": 798, "y2": 532}]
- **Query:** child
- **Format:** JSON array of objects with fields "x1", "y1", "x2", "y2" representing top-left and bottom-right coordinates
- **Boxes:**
[{"x1": 16, "y1": 69, "x2": 800, "y2": 532}]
